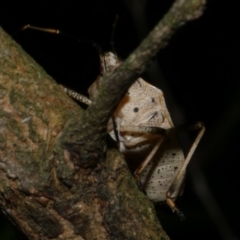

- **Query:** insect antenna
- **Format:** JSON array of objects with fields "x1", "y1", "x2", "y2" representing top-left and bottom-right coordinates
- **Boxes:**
[
  {"x1": 15, "y1": 23, "x2": 124, "y2": 146},
  {"x1": 16, "y1": 24, "x2": 105, "y2": 60},
  {"x1": 110, "y1": 15, "x2": 119, "y2": 57},
  {"x1": 14, "y1": 24, "x2": 109, "y2": 98},
  {"x1": 108, "y1": 15, "x2": 121, "y2": 144}
]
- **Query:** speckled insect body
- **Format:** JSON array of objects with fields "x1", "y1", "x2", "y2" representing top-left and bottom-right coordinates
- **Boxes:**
[
  {"x1": 111, "y1": 81, "x2": 185, "y2": 203},
  {"x1": 87, "y1": 53, "x2": 204, "y2": 215}
]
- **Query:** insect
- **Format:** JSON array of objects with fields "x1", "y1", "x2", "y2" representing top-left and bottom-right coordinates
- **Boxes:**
[
  {"x1": 19, "y1": 25, "x2": 205, "y2": 218},
  {"x1": 87, "y1": 52, "x2": 205, "y2": 219}
]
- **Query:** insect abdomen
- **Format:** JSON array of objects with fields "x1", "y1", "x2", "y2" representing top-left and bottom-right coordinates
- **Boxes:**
[{"x1": 141, "y1": 133, "x2": 185, "y2": 202}]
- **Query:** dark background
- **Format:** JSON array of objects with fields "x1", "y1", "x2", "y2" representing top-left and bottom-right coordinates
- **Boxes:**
[{"x1": 0, "y1": 0, "x2": 239, "y2": 239}]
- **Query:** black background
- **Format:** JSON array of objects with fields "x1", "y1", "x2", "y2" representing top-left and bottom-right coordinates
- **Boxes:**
[{"x1": 0, "y1": 0, "x2": 239, "y2": 239}]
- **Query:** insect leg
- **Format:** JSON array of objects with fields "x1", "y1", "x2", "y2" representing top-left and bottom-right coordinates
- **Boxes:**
[
  {"x1": 20, "y1": 25, "x2": 61, "y2": 34},
  {"x1": 121, "y1": 126, "x2": 167, "y2": 186},
  {"x1": 166, "y1": 122, "x2": 205, "y2": 217},
  {"x1": 121, "y1": 126, "x2": 166, "y2": 135},
  {"x1": 16, "y1": 24, "x2": 105, "y2": 65},
  {"x1": 134, "y1": 137, "x2": 164, "y2": 186},
  {"x1": 61, "y1": 86, "x2": 92, "y2": 105},
  {"x1": 62, "y1": 86, "x2": 120, "y2": 144}
]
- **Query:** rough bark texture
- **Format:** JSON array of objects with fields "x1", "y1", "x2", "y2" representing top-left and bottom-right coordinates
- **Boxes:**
[
  {"x1": 0, "y1": 27, "x2": 167, "y2": 239},
  {"x1": 0, "y1": 0, "x2": 206, "y2": 239}
]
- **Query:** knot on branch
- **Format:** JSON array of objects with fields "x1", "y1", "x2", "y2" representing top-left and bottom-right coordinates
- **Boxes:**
[{"x1": 63, "y1": 131, "x2": 107, "y2": 169}]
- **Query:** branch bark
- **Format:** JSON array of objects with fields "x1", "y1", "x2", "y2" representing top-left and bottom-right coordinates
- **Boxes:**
[
  {"x1": 0, "y1": 0, "x2": 206, "y2": 239},
  {"x1": 65, "y1": 0, "x2": 206, "y2": 168}
]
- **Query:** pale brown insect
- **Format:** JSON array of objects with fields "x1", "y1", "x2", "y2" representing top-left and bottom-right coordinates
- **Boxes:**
[
  {"x1": 87, "y1": 52, "x2": 205, "y2": 218},
  {"x1": 19, "y1": 25, "x2": 205, "y2": 218}
]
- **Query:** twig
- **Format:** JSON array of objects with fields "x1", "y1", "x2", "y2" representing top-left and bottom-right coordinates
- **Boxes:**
[{"x1": 63, "y1": 0, "x2": 206, "y2": 168}]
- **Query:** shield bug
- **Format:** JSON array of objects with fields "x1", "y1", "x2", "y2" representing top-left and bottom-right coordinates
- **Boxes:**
[
  {"x1": 18, "y1": 25, "x2": 205, "y2": 218},
  {"x1": 87, "y1": 52, "x2": 205, "y2": 218}
]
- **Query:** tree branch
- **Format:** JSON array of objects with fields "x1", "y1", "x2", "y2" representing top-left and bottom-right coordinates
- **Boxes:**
[
  {"x1": 0, "y1": 25, "x2": 170, "y2": 240},
  {"x1": 0, "y1": 0, "x2": 206, "y2": 239},
  {"x1": 64, "y1": 0, "x2": 206, "y2": 168}
]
